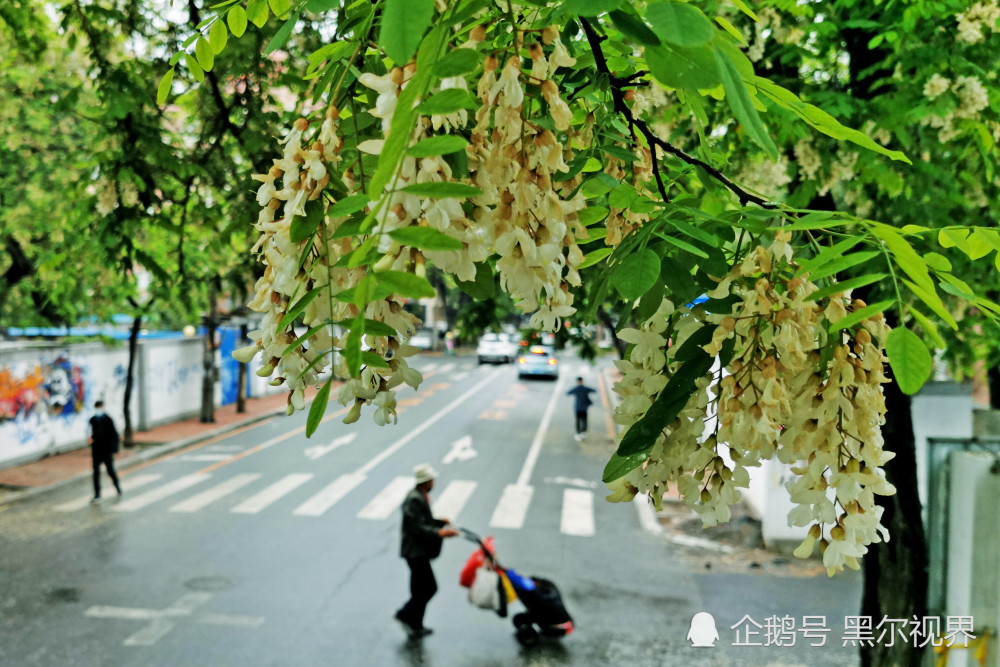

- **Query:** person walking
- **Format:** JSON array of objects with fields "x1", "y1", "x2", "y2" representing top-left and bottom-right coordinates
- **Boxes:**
[
  {"x1": 394, "y1": 464, "x2": 458, "y2": 638},
  {"x1": 566, "y1": 377, "x2": 596, "y2": 441},
  {"x1": 445, "y1": 331, "x2": 456, "y2": 356},
  {"x1": 88, "y1": 400, "x2": 122, "y2": 502}
]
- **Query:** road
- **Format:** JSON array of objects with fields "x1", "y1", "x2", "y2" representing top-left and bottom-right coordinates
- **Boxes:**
[{"x1": 0, "y1": 354, "x2": 862, "y2": 666}]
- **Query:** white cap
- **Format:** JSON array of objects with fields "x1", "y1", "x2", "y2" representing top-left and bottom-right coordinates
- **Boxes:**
[{"x1": 414, "y1": 463, "x2": 437, "y2": 485}]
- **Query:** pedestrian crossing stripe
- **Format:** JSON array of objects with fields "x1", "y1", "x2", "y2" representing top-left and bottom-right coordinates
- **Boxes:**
[
  {"x1": 51, "y1": 473, "x2": 599, "y2": 537},
  {"x1": 53, "y1": 473, "x2": 164, "y2": 512},
  {"x1": 231, "y1": 473, "x2": 312, "y2": 514}
]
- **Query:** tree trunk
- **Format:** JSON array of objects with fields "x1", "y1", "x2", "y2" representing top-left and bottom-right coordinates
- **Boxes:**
[
  {"x1": 236, "y1": 322, "x2": 248, "y2": 413},
  {"x1": 860, "y1": 379, "x2": 929, "y2": 666},
  {"x1": 122, "y1": 314, "x2": 142, "y2": 447},
  {"x1": 597, "y1": 306, "x2": 626, "y2": 359},
  {"x1": 200, "y1": 283, "x2": 218, "y2": 423}
]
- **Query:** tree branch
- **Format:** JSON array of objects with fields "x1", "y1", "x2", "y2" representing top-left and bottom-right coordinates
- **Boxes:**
[{"x1": 578, "y1": 18, "x2": 777, "y2": 210}]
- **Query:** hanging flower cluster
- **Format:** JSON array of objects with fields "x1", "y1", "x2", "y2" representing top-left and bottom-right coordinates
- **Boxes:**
[
  {"x1": 607, "y1": 231, "x2": 896, "y2": 576},
  {"x1": 467, "y1": 26, "x2": 588, "y2": 331},
  {"x1": 235, "y1": 105, "x2": 423, "y2": 424}
]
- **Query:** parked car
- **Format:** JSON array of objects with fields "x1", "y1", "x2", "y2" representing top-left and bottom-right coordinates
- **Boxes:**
[
  {"x1": 477, "y1": 332, "x2": 516, "y2": 364},
  {"x1": 516, "y1": 345, "x2": 559, "y2": 379},
  {"x1": 410, "y1": 329, "x2": 434, "y2": 350}
]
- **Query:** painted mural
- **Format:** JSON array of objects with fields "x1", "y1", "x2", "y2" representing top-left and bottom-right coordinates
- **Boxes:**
[{"x1": 0, "y1": 357, "x2": 87, "y2": 423}]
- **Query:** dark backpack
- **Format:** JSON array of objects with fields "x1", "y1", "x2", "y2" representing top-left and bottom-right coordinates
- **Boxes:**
[{"x1": 91, "y1": 414, "x2": 120, "y2": 453}]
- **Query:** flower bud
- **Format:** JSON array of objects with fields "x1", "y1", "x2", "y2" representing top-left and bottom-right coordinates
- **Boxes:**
[
  {"x1": 293, "y1": 117, "x2": 310, "y2": 132},
  {"x1": 343, "y1": 400, "x2": 363, "y2": 424},
  {"x1": 233, "y1": 344, "x2": 261, "y2": 364}
]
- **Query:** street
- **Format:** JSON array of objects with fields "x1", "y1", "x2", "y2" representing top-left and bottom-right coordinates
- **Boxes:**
[{"x1": 0, "y1": 354, "x2": 862, "y2": 666}]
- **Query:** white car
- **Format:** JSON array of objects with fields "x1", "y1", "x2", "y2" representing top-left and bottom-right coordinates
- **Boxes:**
[
  {"x1": 410, "y1": 329, "x2": 434, "y2": 350},
  {"x1": 477, "y1": 332, "x2": 515, "y2": 364}
]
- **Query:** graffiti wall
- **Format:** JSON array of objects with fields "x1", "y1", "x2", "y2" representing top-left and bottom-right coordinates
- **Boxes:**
[
  {"x1": 0, "y1": 334, "x2": 285, "y2": 469},
  {"x1": 0, "y1": 344, "x2": 133, "y2": 467}
]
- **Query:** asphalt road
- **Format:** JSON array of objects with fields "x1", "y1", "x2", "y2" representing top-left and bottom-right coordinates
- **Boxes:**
[{"x1": 0, "y1": 354, "x2": 862, "y2": 666}]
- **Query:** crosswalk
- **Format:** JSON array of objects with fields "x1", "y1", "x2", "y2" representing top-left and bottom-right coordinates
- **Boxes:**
[{"x1": 54, "y1": 470, "x2": 604, "y2": 537}]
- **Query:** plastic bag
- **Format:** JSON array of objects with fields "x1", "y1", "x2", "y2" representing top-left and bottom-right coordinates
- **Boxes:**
[
  {"x1": 469, "y1": 566, "x2": 501, "y2": 610},
  {"x1": 460, "y1": 537, "x2": 495, "y2": 588}
]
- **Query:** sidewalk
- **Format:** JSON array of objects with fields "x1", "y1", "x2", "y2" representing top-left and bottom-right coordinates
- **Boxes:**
[{"x1": 0, "y1": 391, "x2": 300, "y2": 505}]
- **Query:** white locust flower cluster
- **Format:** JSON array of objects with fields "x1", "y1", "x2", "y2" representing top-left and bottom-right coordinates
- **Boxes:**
[
  {"x1": 956, "y1": 0, "x2": 1000, "y2": 43},
  {"x1": 921, "y1": 74, "x2": 991, "y2": 142},
  {"x1": 236, "y1": 106, "x2": 422, "y2": 425},
  {"x1": 607, "y1": 231, "x2": 896, "y2": 576},
  {"x1": 467, "y1": 27, "x2": 587, "y2": 331},
  {"x1": 604, "y1": 146, "x2": 654, "y2": 247}
]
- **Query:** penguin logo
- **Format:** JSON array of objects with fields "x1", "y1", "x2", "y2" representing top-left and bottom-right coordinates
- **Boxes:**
[{"x1": 687, "y1": 612, "x2": 719, "y2": 647}]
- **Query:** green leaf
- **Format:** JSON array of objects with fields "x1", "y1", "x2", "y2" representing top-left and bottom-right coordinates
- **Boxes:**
[
  {"x1": 290, "y1": 199, "x2": 325, "y2": 243},
  {"x1": 908, "y1": 306, "x2": 947, "y2": 350},
  {"x1": 400, "y1": 182, "x2": 482, "y2": 198},
  {"x1": 227, "y1": 6, "x2": 248, "y2": 37},
  {"x1": 375, "y1": 271, "x2": 436, "y2": 298},
  {"x1": 276, "y1": 287, "x2": 324, "y2": 330},
  {"x1": 306, "y1": 379, "x2": 332, "y2": 437},
  {"x1": 660, "y1": 234, "x2": 709, "y2": 258},
  {"x1": 728, "y1": 0, "x2": 758, "y2": 21},
  {"x1": 828, "y1": 299, "x2": 894, "y2": 333},
  {"x1": 646, "y1": 43, "x2": 720, "y2": 90},
  {"x1": 602, "y1": 450, "x2": 649, "y2": 484},
  {"x1": 268, "y1": 0, "x2": 291, "y2": 17},
  {"x1": 616, "y1": 352, "x2": 715, "y2": 457},
  {"x1": 431, "y1": 48, "x2": 481, "y2": 77},
  {"x1": 417, "y1": 88, "x2": 479, "y2": 115},
  {"x1": 715, "y1": 47, "x2": 777, "y2": 159},
  {"x1": 209, "y1": 19, "x2": 229, "y2": 54},
  {"x1": 455, "y1": 262, "x2": 495, "y2": 300},
  {"x1": 871, "y1": 224, "x2": 935, "y2": 294},
  {"x1": 795, "y1": 235, "x2": 866, "y2": 278},
  {"x1": 264, "y1": 12, "x2": 298, "y2": 55},
  {"x1": 807, "y1": 251, "x2": 881, "y2": 281},
  {"x1": 344, "y1": 314, "x2": 365, "y2": 377},
  {"x1": 280, "y1": 322, "x2": 330, "y2": 358},
  {"x1": 407, "y1": 135, "x2": 469, "y2": 157},
  {"x1": 170, "y1": 52, "x2": 185, "y2": 66},
  {"x1": 715, "y1": 16, "x2": 747, "y2": 46},
  {"x1": 805, "y1": 274, "x2": 888, "y2": 302},
  {"x1": 195, "y1": 37, "x2": 215, "y2": 72},
  {"x1": 578, "y1": 206, "x2": 610, "y2": 226},
  {"x1": 247, "y1": 0, "x2": 269, "y2": 28},
  {"x1": 579, "y1": 247, "x2": 613, "y2": 270},
  {"x1": 754, "y1": 78, "x2": 911, "y2": 164},
  {"x1": 328, "y1": 195, "x2": 370, "y2": 217},
  {"x1": 611, "y1": 248, "x2": 660, "y2": 300},
  {"x1": 364, "y1": 319, "x2": 399, "y2": 337},
  {"x1": 184, "y1": 53, "x2": 205, "y2": 83},
  {"x1": 609, "y1": 10, "x2": 660, "y2": 46},
  {"x1": 645, "y1": 1, "x2": 715, "y2": 47},
  {"x1": 379, "y1": 0, "x2": 434, "y2": 64},
  {"x1": 673, "y1": 325, "x2": 715, "y2": 362},
  {"x1": 901, "y1": 279, "x2": 957, "y2": 330},
  {"x1": 156, "y1": 68, "x2": 175, "y2": 106},
  {"x1": 361, "y1": 351, "x2": 391, "y2": 369},
  {"x1": 563, "y1": 0, "x2": 624, "y2": 17},
  {"x1": 388, "y1": 226, "x2": 463, "y2": 251},
  {"x1": 885, "y1": 327, "x2": 933, "y2": 395},
  {"x1": 306, "y1": 0, "x2": 341, "y2": 11},
  {"x1": 579, "y1": 227, "x2": 608, "y2": 244}
]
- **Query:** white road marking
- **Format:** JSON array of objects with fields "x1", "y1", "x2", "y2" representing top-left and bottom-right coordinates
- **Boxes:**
[
  {"x1": 169, "y1": 474, "x2": 262, "y2": 513},
  {"x1": 357, "y1": 476, "x2": 414, "y2": 520},
  {"x1": 561, "y1": 489, "x2": 595, "y2": 536},
  {"x1": 355, "y1": 369, "x2": 502, "y2": 477},
  {"x1": 516, "y1": 375, "x2": 564, "y2": 487},
  {"x1": 54, "y1": 474, "x2": 163, "y2": 512},
  {"x1": 304, "y1": 432, "x2": 357, "y2": 461},
  {"x1": 205, "y1": 445, "x2": 243, "y2": 452},
  {"x1": 544, "y1": 476, "x2": 599, "y2": 489},
  {"x1": 113, "y1": 475, "x2": 210, "y2": 512},
  {"x1": 85, "y1": 592, "x2": 263, "y2": 647},
  {"x1": 230, "y1": 473, "x2": 312, "y2": 514},
  {"x1": 421, "y1": 362, "x2": 439, "y2": 372},
  {"x1": 293, "y1": 473, "x2": 366, "y2": 517},
  {"x1": 489, "y1": 484, "x2": 534, "y2": 529},
  {"x1": 452, "y1": 371, "x2": 470, "y2": 381},
  {"x1": 176, "y1": 454, "x2": 232, "y2": 462},
  {"x1": 438, "y1": 362, "x2": 457, "y2": 373},
  {"x1": 432, "y1": 481, "x2": 476, "y2": 522},
  {"x1": 442, "y1": 435, "x2": 477, "y2": 464}
]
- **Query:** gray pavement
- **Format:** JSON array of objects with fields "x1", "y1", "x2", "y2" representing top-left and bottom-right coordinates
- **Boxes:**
[{"x1": 0, "y1": 354, "x2": 863, "y2": 666}]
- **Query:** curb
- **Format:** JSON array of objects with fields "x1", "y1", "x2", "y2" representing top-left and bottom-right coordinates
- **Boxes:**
[{"x1": 0, "y1": 407, "x2": 288, "y2": 509}]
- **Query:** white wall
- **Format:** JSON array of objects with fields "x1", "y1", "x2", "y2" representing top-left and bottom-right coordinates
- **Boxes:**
[
  {"x1": 0, "y1": 343, "x2": 135, "y2": 466},
  {"x1": 137, "y1": 338, "x2": 205, "y2": 430}
]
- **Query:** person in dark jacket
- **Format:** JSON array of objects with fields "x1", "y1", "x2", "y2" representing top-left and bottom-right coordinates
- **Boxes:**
[
  {"x1": 394, "y1": 464, "x2": 458, "y2": 638},
  {"x1": 88, "y1": 400, "x2": 122, "y2": 502},
  {"x1": 566, "y1": 377, "x2": 596, "y2": 441}
]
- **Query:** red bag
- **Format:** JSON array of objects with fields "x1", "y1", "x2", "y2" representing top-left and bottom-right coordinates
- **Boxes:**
[{"x1": 460, "y1": 536, "x2": 496, "y2": 588}]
